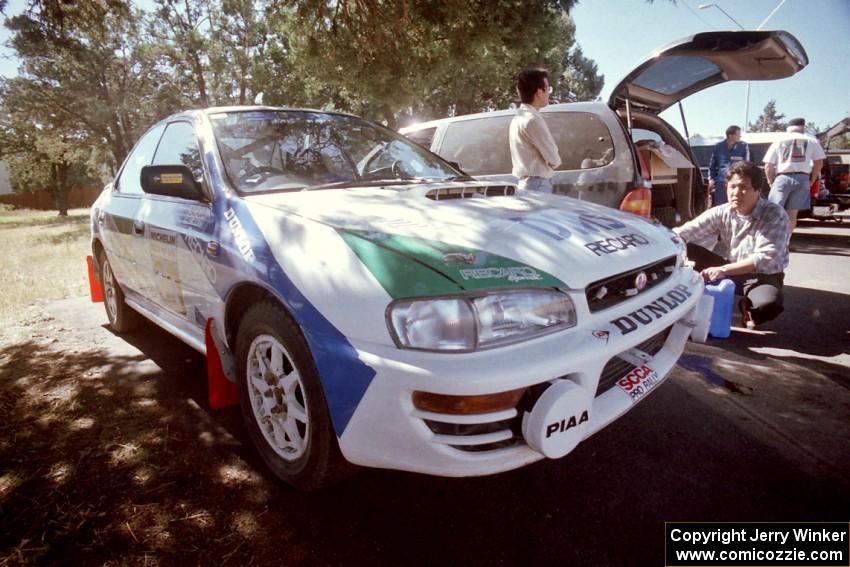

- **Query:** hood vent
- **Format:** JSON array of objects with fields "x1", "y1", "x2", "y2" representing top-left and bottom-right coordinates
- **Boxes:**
[{"x1": 426, "y1": 185, "x2": 515, "y2": 201}]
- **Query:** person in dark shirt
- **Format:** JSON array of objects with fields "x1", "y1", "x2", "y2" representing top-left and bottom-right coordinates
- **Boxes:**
[{"x1": 708, "y1": 125, "x2": 750, "y2": 206}]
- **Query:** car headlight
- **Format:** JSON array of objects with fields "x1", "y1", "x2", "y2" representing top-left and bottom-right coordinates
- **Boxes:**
[{"x1": 388, "y1": 290, "x2": 576, "y2": 352}]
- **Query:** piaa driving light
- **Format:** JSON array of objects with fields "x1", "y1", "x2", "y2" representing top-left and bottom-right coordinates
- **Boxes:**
[{"x1": 389, "y1": 290, "x2": 576, "y2": 352}]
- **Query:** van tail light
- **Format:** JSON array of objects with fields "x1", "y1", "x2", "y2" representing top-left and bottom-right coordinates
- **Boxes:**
[{"x1": 619, "y1": 185, "x2": 652, "y2": 218}]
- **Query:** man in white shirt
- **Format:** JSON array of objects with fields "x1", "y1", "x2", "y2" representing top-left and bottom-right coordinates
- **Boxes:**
[
  {"x1": 509, "y1": 68, "x2": 561, "y2": 193},
  {"x1": 763, "y1": 117, "x2": 826, "y2": 232}
]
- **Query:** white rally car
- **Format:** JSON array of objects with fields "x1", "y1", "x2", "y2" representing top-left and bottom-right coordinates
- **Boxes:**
[{"x1": 89, "y1": 107, "x2": 711, "y2": 489}]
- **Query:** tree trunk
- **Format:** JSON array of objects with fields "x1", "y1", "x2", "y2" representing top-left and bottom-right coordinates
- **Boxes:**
[{"x1": 51, "y1": 163, "x2": 70, "y2": 216}]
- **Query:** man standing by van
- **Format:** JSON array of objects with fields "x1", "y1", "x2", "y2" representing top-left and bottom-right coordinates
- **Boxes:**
[
  {"x1": 509, "y1": 68, "x2": 561, "y2": 193},
  {"x1": 708, "y1": 125, "x2": 749, "y2": 206},
  {"x1": 764, "y1": 117, "x2": 826, "y2": 232}
]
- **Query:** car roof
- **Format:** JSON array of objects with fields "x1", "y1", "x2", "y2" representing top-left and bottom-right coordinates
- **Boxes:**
[
  {"x1": 159, "y1": 106, "x2": 362, "y2": 123},
  {"x1": 609, "y1": 30, "x2": 808, "y2": 115}
]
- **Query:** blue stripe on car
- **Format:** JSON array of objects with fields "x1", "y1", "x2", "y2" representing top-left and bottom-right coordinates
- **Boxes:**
[{"x1": 224, "y1": 199, "x2": 376, "y2": 437}]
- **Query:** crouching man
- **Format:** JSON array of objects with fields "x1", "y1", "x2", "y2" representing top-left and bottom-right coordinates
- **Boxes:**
[{"x1": 674, "y1": 161, "x2": 789, "y2": 329}]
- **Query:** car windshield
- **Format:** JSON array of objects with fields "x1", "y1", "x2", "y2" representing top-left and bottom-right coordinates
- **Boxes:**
[{"x1": 209, "y1": 110, "x2": 462, "y2": 193}]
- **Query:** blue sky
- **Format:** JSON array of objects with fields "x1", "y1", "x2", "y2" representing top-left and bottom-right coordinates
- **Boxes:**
[
  {"x1": 573, "y1": 0, "x2": 850, "y2": 138},
  {"x1": 2, "y1": 0, "x2": 849, "y2": 139}
]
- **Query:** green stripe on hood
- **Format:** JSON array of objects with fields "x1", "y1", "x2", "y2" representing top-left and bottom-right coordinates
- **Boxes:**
[{"x1": 339, "y1": 229, "x2": 565, "y2": 299}]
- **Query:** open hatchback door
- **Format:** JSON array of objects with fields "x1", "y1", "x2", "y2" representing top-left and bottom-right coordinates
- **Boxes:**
[{"x1": 609, "y1": 30, "x2": 808, "y2": 114}]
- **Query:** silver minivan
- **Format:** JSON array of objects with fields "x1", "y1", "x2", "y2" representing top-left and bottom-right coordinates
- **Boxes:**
[{"x1": 400, "y1": 30, "x2": 808, "y2": 227}]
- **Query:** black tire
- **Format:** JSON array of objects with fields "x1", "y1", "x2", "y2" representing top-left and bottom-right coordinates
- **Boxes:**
[
  {"x1": 235, "y1": 300, "x2": 353, "y2": 490},
  {"x1": 98, "y1": 250, "x2": 140, "y2": 333}
]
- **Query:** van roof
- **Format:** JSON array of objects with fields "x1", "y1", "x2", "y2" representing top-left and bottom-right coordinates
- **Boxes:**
[
  {"x1": 398, "y1": 101, "x2": 609, "y2": 133},
  {"x1": 741, "y1": 131, "x2": 795, "y2": 144}
]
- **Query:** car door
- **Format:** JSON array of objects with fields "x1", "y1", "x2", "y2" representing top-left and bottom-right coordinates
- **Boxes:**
[
  {"x1": 138, "y1": 119, "x2": 219, "y2": 335},
  {"x1": 98, "y1": 123, "x2": 166, "y2": 301}
]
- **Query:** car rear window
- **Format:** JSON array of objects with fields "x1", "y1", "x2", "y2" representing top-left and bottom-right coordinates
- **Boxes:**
[
  {"x1": 438, "y1": 111, "x2": 615, "y2": 176},
  {"x1": 631, "y1": 55, "x2": 721, "y2": 95}
]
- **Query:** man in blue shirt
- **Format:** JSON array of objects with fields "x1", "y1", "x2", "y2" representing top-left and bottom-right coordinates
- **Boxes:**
[{"x1": 708, "y1": 125, "x2": 750, "y2": 206}]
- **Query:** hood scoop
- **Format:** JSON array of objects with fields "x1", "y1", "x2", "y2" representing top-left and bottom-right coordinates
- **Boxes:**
[{"x1": 426, "y1": 185, "x2": 515, "y2": 201}]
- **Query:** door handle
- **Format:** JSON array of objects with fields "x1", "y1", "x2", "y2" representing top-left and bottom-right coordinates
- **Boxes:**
[{"x1": 133, "y1": 220, "x2": 145, "y2": 235}]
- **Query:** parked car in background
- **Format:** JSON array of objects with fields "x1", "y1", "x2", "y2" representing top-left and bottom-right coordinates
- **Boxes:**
[
  {"x1": 401, "y1": 30, "x2": 808, "y2": 228},
  {"x1": 825, "y1": 150, "x2": 850, "y2": 194},
  {"x1": 90, "y1": 106, "x2": 712, "y2": 489}
]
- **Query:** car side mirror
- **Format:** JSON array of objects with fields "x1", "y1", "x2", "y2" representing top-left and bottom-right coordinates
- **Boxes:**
[
  {"x1": 447, "y1": 161, "x2": 463, "y2": 171},
  {"x1": 140, "y1": 165, "x2": 207, "y2": 201}
]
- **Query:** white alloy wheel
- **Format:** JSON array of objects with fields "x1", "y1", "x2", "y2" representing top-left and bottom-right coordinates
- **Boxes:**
[
  {"x1": 246, "y1": 334, "x2": 310, "y2": 460},
  {"x1": 103, "y1": 259, "x2": 119, "y2": 324},
  {"x1": 98, "y1": 251, "x2": 139, "y2": 333}
]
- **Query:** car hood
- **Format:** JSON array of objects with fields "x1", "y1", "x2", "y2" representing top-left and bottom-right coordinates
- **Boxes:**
[
  {"x1": 609, "y1": 30, "x2": 808, "y2": 114},
  {"x1": 245, "y1": 182, "x2": 680, "y2": 291}
]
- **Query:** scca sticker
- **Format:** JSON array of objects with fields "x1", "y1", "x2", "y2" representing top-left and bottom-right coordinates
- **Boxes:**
[{"x1": 616, "y1": 365, "x2": 662, "y2": 402}]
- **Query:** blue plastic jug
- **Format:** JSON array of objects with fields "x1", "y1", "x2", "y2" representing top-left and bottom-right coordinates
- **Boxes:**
[{"x1": 704, "y1": 279, "x2": 736, "y2": 338}]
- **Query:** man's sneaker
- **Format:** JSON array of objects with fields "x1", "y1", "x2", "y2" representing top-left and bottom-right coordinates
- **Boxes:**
[{"x1": 739, "y1": 299, "x2": 757, "y2": 330}]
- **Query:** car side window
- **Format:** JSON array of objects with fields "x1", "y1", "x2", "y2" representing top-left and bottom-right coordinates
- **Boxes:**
[
  {"x1": 439, "y1": 116, "x2": 513, "y2": 175},
  {"x1": 543, "y1": 112, "x2": 615, "y2": 171},
  {"x1": 115, "y1": 124, "x2": 166, "y2": 195},
  {"x1": 153, "y1": 121, "x2": 203, "y2": 174}
]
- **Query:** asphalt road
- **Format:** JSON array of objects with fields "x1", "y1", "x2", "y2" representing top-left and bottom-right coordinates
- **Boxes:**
[{"x1": 30, "y1": 219, "x2": 850, "y2": 565}]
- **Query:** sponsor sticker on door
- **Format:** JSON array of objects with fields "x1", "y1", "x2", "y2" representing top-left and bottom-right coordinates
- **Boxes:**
[{"x1": 616, "y1": 365, "x2": 662, "y2": 402}]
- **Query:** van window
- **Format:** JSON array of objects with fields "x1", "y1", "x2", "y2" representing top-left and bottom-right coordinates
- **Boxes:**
[
  {"x1": 544, "y1": 112, "x2": 615, "y2": 170},
  {"x1": 405, "y1": 127, "x2": 437, "y2": 148},
  {"x1": 440, "y1": 116, "x2": 513, "y2": 175},
  {"x1": 439, "y1": 112, "x2": 616, "y2": 176}
]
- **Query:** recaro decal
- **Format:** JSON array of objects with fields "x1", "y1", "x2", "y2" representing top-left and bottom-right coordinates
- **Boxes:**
[
  {"x1": 610, "y1": 283, "x2": 693, "y2": 335},
  {"x1": 339, "y1": 229, "x2": 565, "y2": 298},
  {"x1": 507, "y1": 206, "x2": 653, "y2": 255},
  {"x1": 584, "y1": 233, "x2": 650, "y2": 256},
  {"x1": 459, "y1": 266, "x2": 542, "y2": 283}
]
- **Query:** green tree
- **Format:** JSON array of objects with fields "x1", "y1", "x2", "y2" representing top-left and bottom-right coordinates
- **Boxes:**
[
  {"x1": 275, "y1": 0, "x2": 602, "y2": 127},
  {"x1": 0, "y1": 91, "x2": 96, "y2": 215},
  {"x1": 0, "y1": 0, "x2": 185, "y2": 213},
  {"x1": 748, "y1": 99, "x2": 786, "y2": 133},
  {"x1": 3, "y1": 1, "x2": 180, "y2": 172}
]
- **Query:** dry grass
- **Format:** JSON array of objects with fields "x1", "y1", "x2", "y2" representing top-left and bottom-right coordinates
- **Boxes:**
[{"x1": 0, "y1": 206, "x2": 92, "y2": 322}]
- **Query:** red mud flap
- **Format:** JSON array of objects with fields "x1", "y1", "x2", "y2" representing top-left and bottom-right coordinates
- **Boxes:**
[
  {"x1": 86, "y1": 255, "x2": 104, "y2": 303},
  {"x1": 205, "y1": 318, "x2": 238, "y2": 409}
]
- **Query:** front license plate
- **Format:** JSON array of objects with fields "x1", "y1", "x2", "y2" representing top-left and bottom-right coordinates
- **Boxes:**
[{"x1": 616, "y1": 365, "x2": 662, "y2": 402}]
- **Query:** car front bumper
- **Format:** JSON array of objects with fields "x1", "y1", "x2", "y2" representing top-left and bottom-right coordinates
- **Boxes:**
[{"x1": 337, "y1": 268, "x2": 709, "y2": 477}]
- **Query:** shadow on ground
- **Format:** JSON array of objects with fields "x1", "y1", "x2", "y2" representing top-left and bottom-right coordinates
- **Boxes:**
[
  {"x1": 2, "y1": 310, "x2": 849, "y2": 565},
  {"x1": 791, "y1": 221, "x2": 850, "y2": 257}
]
